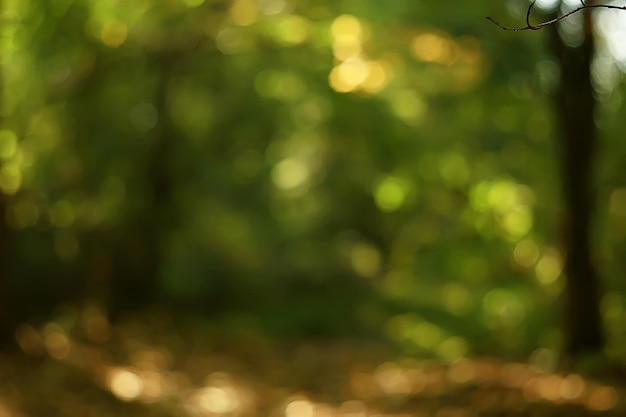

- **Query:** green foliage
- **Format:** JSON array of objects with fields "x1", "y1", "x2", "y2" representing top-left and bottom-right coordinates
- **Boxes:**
[{"x1": 2, "y1": 0, "x2": 626, "y2": 360}]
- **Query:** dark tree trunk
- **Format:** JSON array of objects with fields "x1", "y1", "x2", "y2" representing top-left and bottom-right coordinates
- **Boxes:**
[
  {"x1": 109, "y1": 59, "x2": 176, "y2": 314},
  {"x1": 549, "y1": 2, "x2": 604, "y2": 356}
]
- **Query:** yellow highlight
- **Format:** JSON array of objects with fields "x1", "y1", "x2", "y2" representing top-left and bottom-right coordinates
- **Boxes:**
[
  {"x1": 535, "y1": 252, "x2": 562, "y2": 286},
  {"x1": 373, "y1": 175, "x2": 411, "y2": 212},
  {"x1": 361, "y1": 60, "x2": 390, "y2": 93},
  {"x1": 328, "y1": 15, "x2": 390, "y2": 94},
  {"x1": 331, "y1": 14, "x2": 363, "y2": 42},
  {"x1": 107, "y1": 367, "x2": 143, "y2": 401},
  {"x1": 329, "y1": 57, "x2": 369, "y2": 92},
  {"x1": 275, "y1": 15, "x2": 311, "y2": 45},
  {"x1": 331, "y1": 14, "x2": 364, "y2": 61},
  {"x1": 197, "y1": 386, "x2": 239, "y2": 413},
  {"x1": 229, "y1": 0, "x2": 258, "y2": 26},
  {"x1": 332, "y1": 41, "x2": 362, "y2": 61},
  {"x1": 374, "y1": 362, "x2": 411, "y2": 395},
  {"x1": 411, "y1": 32, "x2": 456, "y2": 65},
  {"x1": 560, "y1": 374, "x2": 586, "y2": 401},
  {"x1": 101, "y1": 20, "x2": 128, "y2": 48},
  {"x1": 487, "y1": 181, "x2": 520, "y2": 213},
  {"x1": 501, "y1": 206, "x2": 533, "y2": 240},
  {"x1": 285, "y1": 399, "x2": 314, "y2": 417},
  {"x1": 272, "y1": 158, "x2": 309, "y2": 190},
  {"x1": 0, "y1": 164, "x2": 21, "y2": 194},
  {"x1": 469, "y1": 179, "x2": 535, "y2": 240},
  {"x1": 0, "y1": 130, "x2": 18, "y2": 159}
]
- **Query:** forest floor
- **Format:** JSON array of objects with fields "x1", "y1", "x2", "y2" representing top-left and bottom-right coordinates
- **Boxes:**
[{"x1": 1, "y1": 308, "x2": 625, "y2": 417}]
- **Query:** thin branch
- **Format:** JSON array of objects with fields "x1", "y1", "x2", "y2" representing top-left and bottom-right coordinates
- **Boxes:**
[
  {"x1": 487, "y1": 2, "x2": 626, "y2": 31},
  {"x1": 526, "y1": 0, "x2": 537, "y2": 28}
]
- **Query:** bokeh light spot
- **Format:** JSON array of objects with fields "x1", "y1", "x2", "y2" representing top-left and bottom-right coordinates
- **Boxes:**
[
  {"x1": 329, "y1": 57, "x2": 370, "y2": 93},
  {"x1": 559, "y1": 374, "x2": 586, "y2": 401},
  {"x1": 438, "y1": 337, "x2": 468, "y2": 362},
  {"x1": 216, "y1": 27, "x2": 249, "y2": 55},
  {"x1": 373, "y1": 175, "x2": 411, "y2": 212},
  {"x1": 350, "y1": 242, "x2": 381, "y2": 278},
  {"x1": 535, "y1": 252, "x2": 562, "y2": 286},
  {"x1": 585, "y1": 386, "x2": 617, "y2": 411},
  {"x1": 331, "y1": 14, "x2": 363, "y2": 43},
  {"x1": 513, "y1": 238, "x2": 540, "y2": 268},
  {"x1": 107, "y1": 367, "x2": 144, "y2": 401},
  {"x1": 285, "y1": 399, "x2": 314, "y2": 417},
  {"x1": 0, "y1": 164, "x2": 21, "y2": 194},
  {"x1": 483, "y1": 289, "x2": 526, "y2": 327},
  {"x1": 0, "y1": 130, "x2": 18, "y2": 159},
  {"x1": 100, "y1": 20, "x2": 128, "y2": 48},
  {"x1": 43, "y1": 323, "x2": 71, "y2": 360},
  {"x1": 388, "y1": 90, "x2": 427, "y2": 125},
  {"x1": 272, "y1": 158, "x2": 309, "y2": 190},
  {"x1": 411, "y1": 32, "x2": 456, "y2": 65},
  {"x1": 230, "y1": 0, "x2": 258, "y2": 26},
  {"x1": 275, "y1": 15, "x2": 311, "y2": 45},
  {"x1": 197, "y1": 386, "x2": 239, "y2": 413},
  {"x1": 448, "y1": 358, "x2": 475, "y2": 384},
  {"x1": 361, "y1": 60, "x2": 390, "y2": 93},
  {"x1": 374, "y1": 362, "x2": 411, "y2": 395}
]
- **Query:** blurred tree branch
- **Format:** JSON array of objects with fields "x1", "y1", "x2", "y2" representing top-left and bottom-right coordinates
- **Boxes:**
[{"x1": 487, "y1": 0, "x2": 626, "y2": 31}]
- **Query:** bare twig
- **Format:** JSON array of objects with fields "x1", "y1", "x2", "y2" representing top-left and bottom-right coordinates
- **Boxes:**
[{"x1": 487, "y1": 2, "x2": 626, "y2": 31}]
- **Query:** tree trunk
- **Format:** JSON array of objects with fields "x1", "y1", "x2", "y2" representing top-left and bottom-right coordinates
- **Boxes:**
[{"x1": 549, "y1": 2, "x2": 604, "y2": 356}]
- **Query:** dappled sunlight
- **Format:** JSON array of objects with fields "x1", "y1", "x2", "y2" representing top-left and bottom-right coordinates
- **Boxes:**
[
  {"x1": 5, "y1": 309, "x2": 626, "y2": 416},
  {"x1": 411, "y1": 31, "x2": 457, "y2": 65},
  {"x1": 107, "y1": 367, "x2": 144, "y2": 401},
  {"x1": 5, "y1": 0, "x2": 626, "y2": 416},
  {"x1": 350, "y1": 241, "x2": 382, "y2": 278},
  {"x1": 285, "y1": 398, "x2": 315, "y2": 417},
  {"x1": 43, "y1": 322, "x2": 71, "y2": 360},
  {"x1": 100, "y1": 20, "x2": 128, "y2": 48},
  {"x1": 372, "y1": 175, "x2": 412, "y2": 213},
  {"x1": 229, "y1": 0, "x2": 259, "y2": 26},
  {"x1": 328, "y1": 14, "x2": 391, "y2": 94},
  {"x1": 512, "y1": 238, "x2": 540, "y2": 269},
  {"x1": 534, "y1": 249, "x2": 564, "y2": 295},
  {"x1": 468, "y1": 178, "x2": 535, "y2": 241}
]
